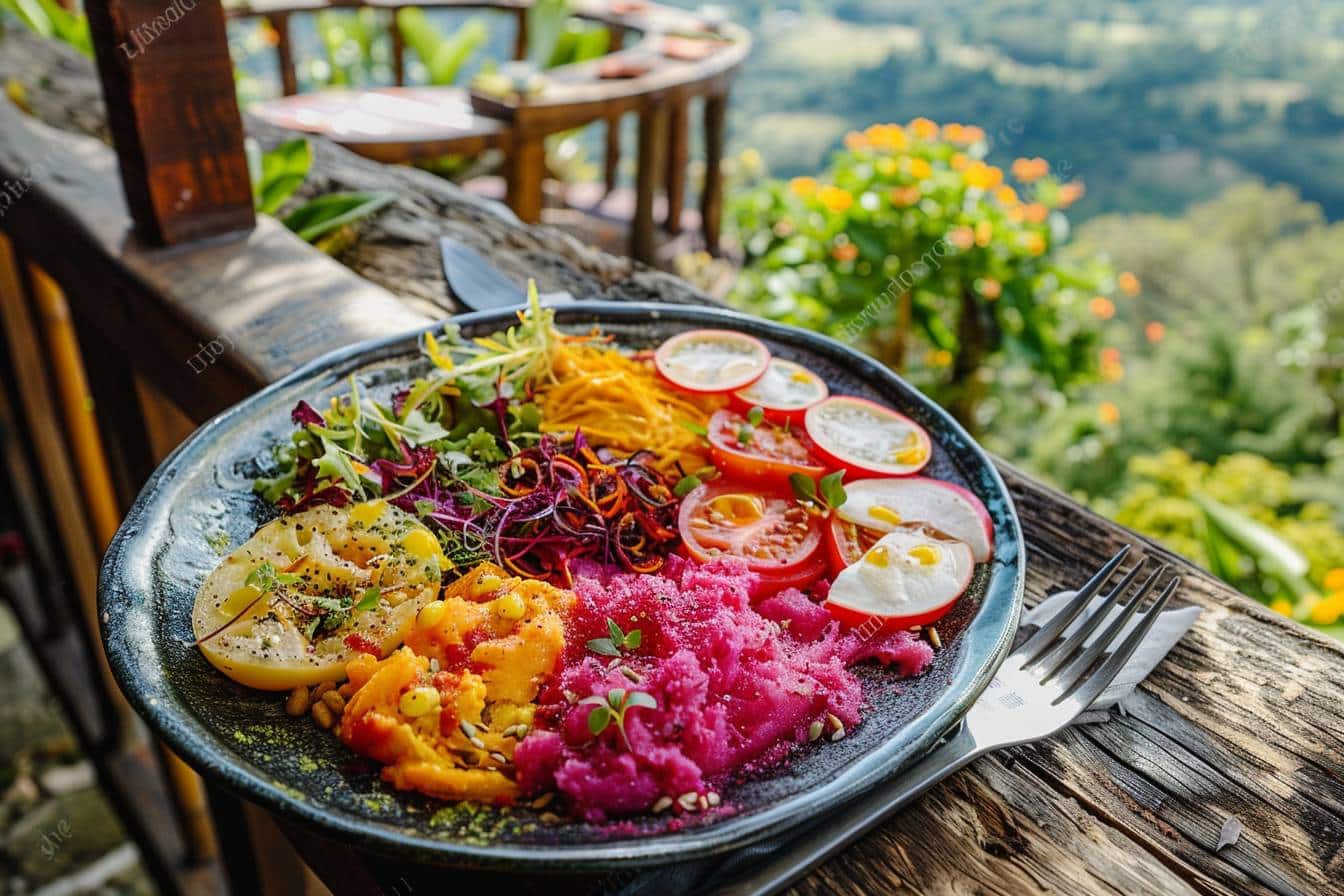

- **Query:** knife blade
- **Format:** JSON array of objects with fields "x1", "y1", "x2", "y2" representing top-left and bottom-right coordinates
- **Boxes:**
[{"x1": 439, "y1": 237, "x2": 575, "y2": 311}]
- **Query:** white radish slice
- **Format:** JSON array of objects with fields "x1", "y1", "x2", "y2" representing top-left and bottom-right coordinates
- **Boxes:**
[
  {"x1": 825, "y1": 528, "x2": 974, "y2": 628},
  {"x1": 836, "y1": 477, "x2": 994, "y2": 563},
  {"x1": 654, "y1": 329, "x2": 770, "y2": 393}
]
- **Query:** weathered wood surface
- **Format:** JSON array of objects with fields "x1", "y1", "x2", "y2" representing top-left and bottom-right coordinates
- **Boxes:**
[{"x1": 3, "y1": 30, "x2": 1342, "y2": 896}]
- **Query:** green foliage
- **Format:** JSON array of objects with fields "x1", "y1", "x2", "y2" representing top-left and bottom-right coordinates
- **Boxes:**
[
  {"x1": 0, "y1": 0, "x2": 90, "y2": 55},
  {"x1": 727, "y1": 120, "x2": 1111, "y2": 428},
  {"x1": 245, "y1": 138, "x2": 396, "y2": 251},
  {"x1": 1099, "y1": 451, "x2": 1344, "y2": 623},
  {"x1": 396, "y1": 9, "x2": 488, "y2": 86},
  {"x1": 311, "y1": 9, "x2": 392, "y2": 88}
]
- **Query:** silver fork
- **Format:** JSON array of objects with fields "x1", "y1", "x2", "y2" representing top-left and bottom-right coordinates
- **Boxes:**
[{"x1": 712, "y1": 546, "x2": 1180, "y2": 896}]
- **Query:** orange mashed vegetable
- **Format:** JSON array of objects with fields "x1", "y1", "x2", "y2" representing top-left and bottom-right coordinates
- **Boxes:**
[{"x1": 337, "y1": 563, "x2": 572, "y2": 803}]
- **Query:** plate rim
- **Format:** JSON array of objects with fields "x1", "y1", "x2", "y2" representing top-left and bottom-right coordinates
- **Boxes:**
[{"x1": 99, "y1": 301, "x2": 1024, "y2": 870}]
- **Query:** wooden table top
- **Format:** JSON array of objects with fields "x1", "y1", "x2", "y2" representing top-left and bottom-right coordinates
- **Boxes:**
[{"x1": 3, "y1": 31, "x2": 1342, "y2": 896}]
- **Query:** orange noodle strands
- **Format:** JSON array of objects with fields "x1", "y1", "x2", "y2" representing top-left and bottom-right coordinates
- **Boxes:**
[{"x1": 535, "y1": 342, "x2": 724, "y2": 475}]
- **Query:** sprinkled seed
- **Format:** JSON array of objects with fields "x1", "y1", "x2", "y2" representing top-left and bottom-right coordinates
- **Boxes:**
[
  {"x1": 698, "y1": 795, "x2": 709, "y2": 811},
  {"x1": 563, "y1": 689, "x2": 578, "y2": 705},
  {"x1": 808, "y1": 720, "x2": 824, "y2": 742},
  {"x1": 531, "y1": 792, "x2": 555, "y2": 810},
  {"x1": 621, "y1": 666, "x2": 642, "y2": 684},
  {"x1": 469, "y1": 736, "x2": 487, "y2": 750},
  {"x1": 489, "y1": 751, "x2": 510, "y2": 765},
  {"x1": 459, "y1": 720, "x2": 478, "y2": 738},
  {"x1": 928, "y1": 627, "x2": 942, "y2": 649},
  {"x1": 826, "y1": 713, "x2": 843, "y2": 733},
  {"x1": 677, "y1": 792, "x2": 700, "y2": 812},
  {"x1": 706, "y1": 792, "x2": 721, "y2": 808},
  {"x1": 311, "y1": 701, "x2": 334, "y2": 730},
  {"x1": 285, "y1": 687, "x2": 310, "y2": 717},
  {"x1": 322, "y1": 691, "x2": 346, "y2": 715},
  {"x1": 830, "y1": 726, "x2": 846, "y2": 742},
  {"x1": 651, "y1": 796, "x2": 673, "y2": 813},
  {"x1": 312, "y1": 681, "x2": 336, "y2": 700},
  {"x1": 539, "y1": 812, "x2": 562, "y2": 824},
  {"x1": 429, "y1": 658, "x2": 441, "y2": 673}
]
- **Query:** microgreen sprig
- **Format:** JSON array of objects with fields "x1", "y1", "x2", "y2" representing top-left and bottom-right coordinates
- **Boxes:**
[
  {"x1": 582, "y1": 687, "x2": 657, "y2": 750},
  {"x1": 586, "y1": 618, "x2": 642, "y2": 658},
  {"x1": 790, "y1": 470, "x2": 847, "y2": 514}
]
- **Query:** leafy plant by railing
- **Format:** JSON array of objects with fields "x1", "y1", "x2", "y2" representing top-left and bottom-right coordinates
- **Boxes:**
[
  {"x1": 396, "y1": 9, "x2": 487, "y2": 86},
  {"x1": 727, "y1": 120, "x2": 1117, "y2": 431},
  {"x1": 246, "y1": 137, "x2": 396, "y2": 252},
  {"x1": 0, "y1": 0, "x2": 91, "y2": 56}
]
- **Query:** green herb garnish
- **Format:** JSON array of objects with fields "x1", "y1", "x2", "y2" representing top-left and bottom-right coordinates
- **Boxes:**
[
  {"x1": 790, "y1": 470, "x2": 847, "y2": 513},
  {"x1": 586, "y1": 618, "x2": 643, "y2": 657},
  {"x1": 582, "y1": 688, "x2": 657, "y2": 749}
]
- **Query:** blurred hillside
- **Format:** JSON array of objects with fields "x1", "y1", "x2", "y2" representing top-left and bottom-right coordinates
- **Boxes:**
[{"x1": 669, "y1": 0, "x2": 1344, "y2": 220}]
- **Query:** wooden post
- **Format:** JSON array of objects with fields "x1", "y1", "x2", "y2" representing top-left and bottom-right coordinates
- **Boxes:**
[
  {"x1": 390, "y1": 8, "x2": 406, "y2": 87},
  {"x1": 270, "y1": 12, "x2": 299, "y2": 97},
  {"x1": 700, "y1": 91, "x2": 727, "y2": 256},
  {"x1": 664, "y1": 95, "x2": 690, "y2": 236},
  {"x1": 632, "y1": 101, "x2": 668, "y2": 264},
  {"x1": 602, "y1": 27, "x2": 626, "y2": 197},
  {"x1": 83, "y1": 0, "x2": 255, "y2": 245}
]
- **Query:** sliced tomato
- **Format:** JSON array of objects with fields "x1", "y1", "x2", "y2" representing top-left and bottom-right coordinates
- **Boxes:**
[
  {"x1": 754, "y1": 551, "x2": 829, "y2": 598},
  {"x1": 707, "y1": 409, "x2": 824, "y2": 488},
  {"x1": 825, "y1": 516, "x2": 884, "y2": 576},
  {"x1": 804, "y1": 396, "x2": 932, "y2": 478},
  {"x1": 677, "y1": 482, "x2": 824, "y2": 576},
  {"x1": 654, "y1": 329, "x2": 770, "y2": 394},
  {"x1": 729, "y1": 358, "x2": 828, "y2": 423}
]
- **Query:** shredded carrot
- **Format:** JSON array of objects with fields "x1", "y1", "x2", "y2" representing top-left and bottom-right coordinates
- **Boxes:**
[{"x1": 535, "y1": 343, "x2": 723, "y2": 475}]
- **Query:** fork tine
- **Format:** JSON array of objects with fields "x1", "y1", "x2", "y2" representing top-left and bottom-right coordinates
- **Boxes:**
[
  {"x1": 1045, "y1": 564, "x2": 1168, "y2": 689},
  {"x1": 1056, "y1": 576, "x2": 1180, "y2": 708},
  {"x1": 1027, "y1": 559, "x2": 1145, "y2": 676},
  {"x1": 1017, "y1": 546, "x2": 1130, "y2": 664}
]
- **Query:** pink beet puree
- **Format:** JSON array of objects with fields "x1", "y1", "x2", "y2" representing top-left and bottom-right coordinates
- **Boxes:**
[{"x1": 511, "y1": 555, "x2": 934, "y2": 821}]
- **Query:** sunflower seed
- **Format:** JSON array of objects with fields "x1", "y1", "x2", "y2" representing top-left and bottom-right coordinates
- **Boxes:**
[
  {"x1": 539, "y1": 812, "x2": 562, "y2": 824},
  {"x1": 807, "y1": 720, "x2": 824, "y2": 742},
  {"x1": 531, "y1": 792, "x2": 555, "y2": 810},
  {"x1": 489, "y1": 752, "x2": 510, "y2": 765},
  {"x1": 459, "y1": 720, "x2": 477, "y2": 739},
  {"x1": 706, "y1": 792, "x2": 721, "y2": 807},
  {"x1": 677, "y1": 792, "x2": 699, "y2": 812},
  {"x1": 621, "y1": 666, "x2": 642, "y2": 684},
  {"x1": 651, "y1": 796, "x2": 673, "y2": 813}
]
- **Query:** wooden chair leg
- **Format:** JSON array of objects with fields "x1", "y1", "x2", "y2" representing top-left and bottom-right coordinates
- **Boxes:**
[
  {"x1": 271, "y1": 12, "x2": 298, "y2": 97},
  {"x1": 632, "y1": 103, "x2": 668, "y2": 264},
  {"x1": 505, "y1": 136, "x2": 546, "y2": 224},
  {"x1": 389, "y1": 9, "x2": 405, "y2": 87},
  {"x1": 664, "y1": 96, "x2": 690, "y2": 236},
  {"x1": 700, "y1": 92, "x2": 728, "y2": 257},
  {"x1": 604, "y1": 114, "x2": 622, "y2": 197}
]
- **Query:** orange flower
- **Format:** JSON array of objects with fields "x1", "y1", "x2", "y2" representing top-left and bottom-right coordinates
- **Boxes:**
[
  {"x1": 1145, "y1": 321, "x2": 1166, "y2": 343},
  {"x1": 1325, "y1": 568, "x2": 1344, "y2": 592},
  {"x1": 1088, "y1": 296, "x2": 1116, "y2": 320},
  {"x1": 1022, "y1": 203, "x2": 1049, "y2": 224},
  {"x1": 832, "y1": 242, "x2": 859, "y2": 263},
  {"x1": 1011, "y1": 157, "x2": 1049, "y2": 183},
  {"x1": 960, "y1": 125, "x2": 986, "y2": 144},
  {"x1": 844, "y1": 130, "x2": 869, "y2": 151},
  {"x1": 908, "y1": 157, "x2": 933, "y2": 179},
  {"x1": 1098, "y1": 402, "x2": 1120, "y2": 425},
  {"x1": 978, "y1": 278, "x2": 1002, "y2": 300},
  {"x1": 929, "y1": 349, "x2": 953, "y2": 367},
  {"x1": 865, "y1": 123, "x2": 908, "y2": 151},
  {"x1": 909, "y1": 117, "x2": 940, "y2": 140},
  {"x1": 949, "y1": 226, "x2": 976, "y2": 250},
  {"x1": 789, "y1": 176, "x2": 818, "y2": 198},
  {"x1": 1118, "y1": 271, "x2": 1141, "y2": 296},
  {"x1": 950, "y1": 152, "x2": 970, "y2": 171},
  {"x1": 942, "y1": 123, "x2": 965, "y2": 143},
  {"x1": 1022, "y1": 232, "x2": 1047, "y2": 256},
  {"x1": 889, "y1": 186, "x2": 922, "y2": 207},
  {"x1": 818, "y1": 185, "x2": 854, "y2": 213},
  {"x1": 995, "y1": 185, "x2": 1019, "y2": 207},
  {"x1": 962, "y1": 161, "x2": 1004, "y2": 191},
  {"x1": 1100, "y1": 347, "x2": 1122, "y2": 366},
  {"x1": 1057, "y1": 180, "x2": 1086, "y2": 208},
  {"x1": 1270, "y1": 598, "x2": 1295, "y2": 617},
  {"x1": 975, "y1": 220, "x2": 993, "y2": 247},
  {"x1": 1101, "y1": 362, "x2": 1125, "y2": 383}
]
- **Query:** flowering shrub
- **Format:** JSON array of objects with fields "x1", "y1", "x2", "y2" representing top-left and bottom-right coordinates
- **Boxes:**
[{"x1": 726, "y1": 118, "x2": 1122, "y2": 428}]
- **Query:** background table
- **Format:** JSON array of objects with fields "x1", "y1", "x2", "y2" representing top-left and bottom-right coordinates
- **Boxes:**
[{"x1": 2, "y1": 30, "x2": 1342, "y2": 896}]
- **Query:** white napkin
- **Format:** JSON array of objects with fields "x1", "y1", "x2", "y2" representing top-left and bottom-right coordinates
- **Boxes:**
[{"x1": 1023, "y1": 589, "x2": 1201, "y2": 721}]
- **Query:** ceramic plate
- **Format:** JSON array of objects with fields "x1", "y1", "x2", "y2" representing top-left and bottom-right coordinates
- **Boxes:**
[{"x1": 99, "y1": 302, "x2": 1024, "y2": 871}]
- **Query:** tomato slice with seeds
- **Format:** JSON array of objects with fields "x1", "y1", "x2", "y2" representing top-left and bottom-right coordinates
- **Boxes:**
[
  {"x1": 677, "y1": 482, "x2": 824, "y2": 576},
  {"x1": 804, "y1": 396, "x2": 932, "y2": 477},
  {"x1": 825, "y1": 516, "x2": 884, "y2": 576},
  {"x1": 706, "y1": 409, "x2": 825, "y2": 489},
  {"x1": 654, "y1": 329, "x2": 770, "y2": 394},
  {"x1": 729, "y1": 358, "x2": 828, "y2": 423}
]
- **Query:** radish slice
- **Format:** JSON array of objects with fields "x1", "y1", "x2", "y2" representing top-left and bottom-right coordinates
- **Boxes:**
[
  {"x1": 825, "y1": 528, "x2": 973, "y2": 629},
  {"x1": 654, "y1": 329, "x2": 770, "y2": 393},
  {"x1": 804, "y1": 396, "x2": 931, "y2": 477},
  {"x1": 730, "y1": 358, "x2": 828, "y2": 422},
  {"x1": 836, "y1": 477, "x2": 994, "y2": 563}
]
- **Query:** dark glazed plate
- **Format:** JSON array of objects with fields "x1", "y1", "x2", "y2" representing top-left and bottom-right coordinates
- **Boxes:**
[{"x1": 99, "y1": 303, "x2": 1024, "y2": 871}]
